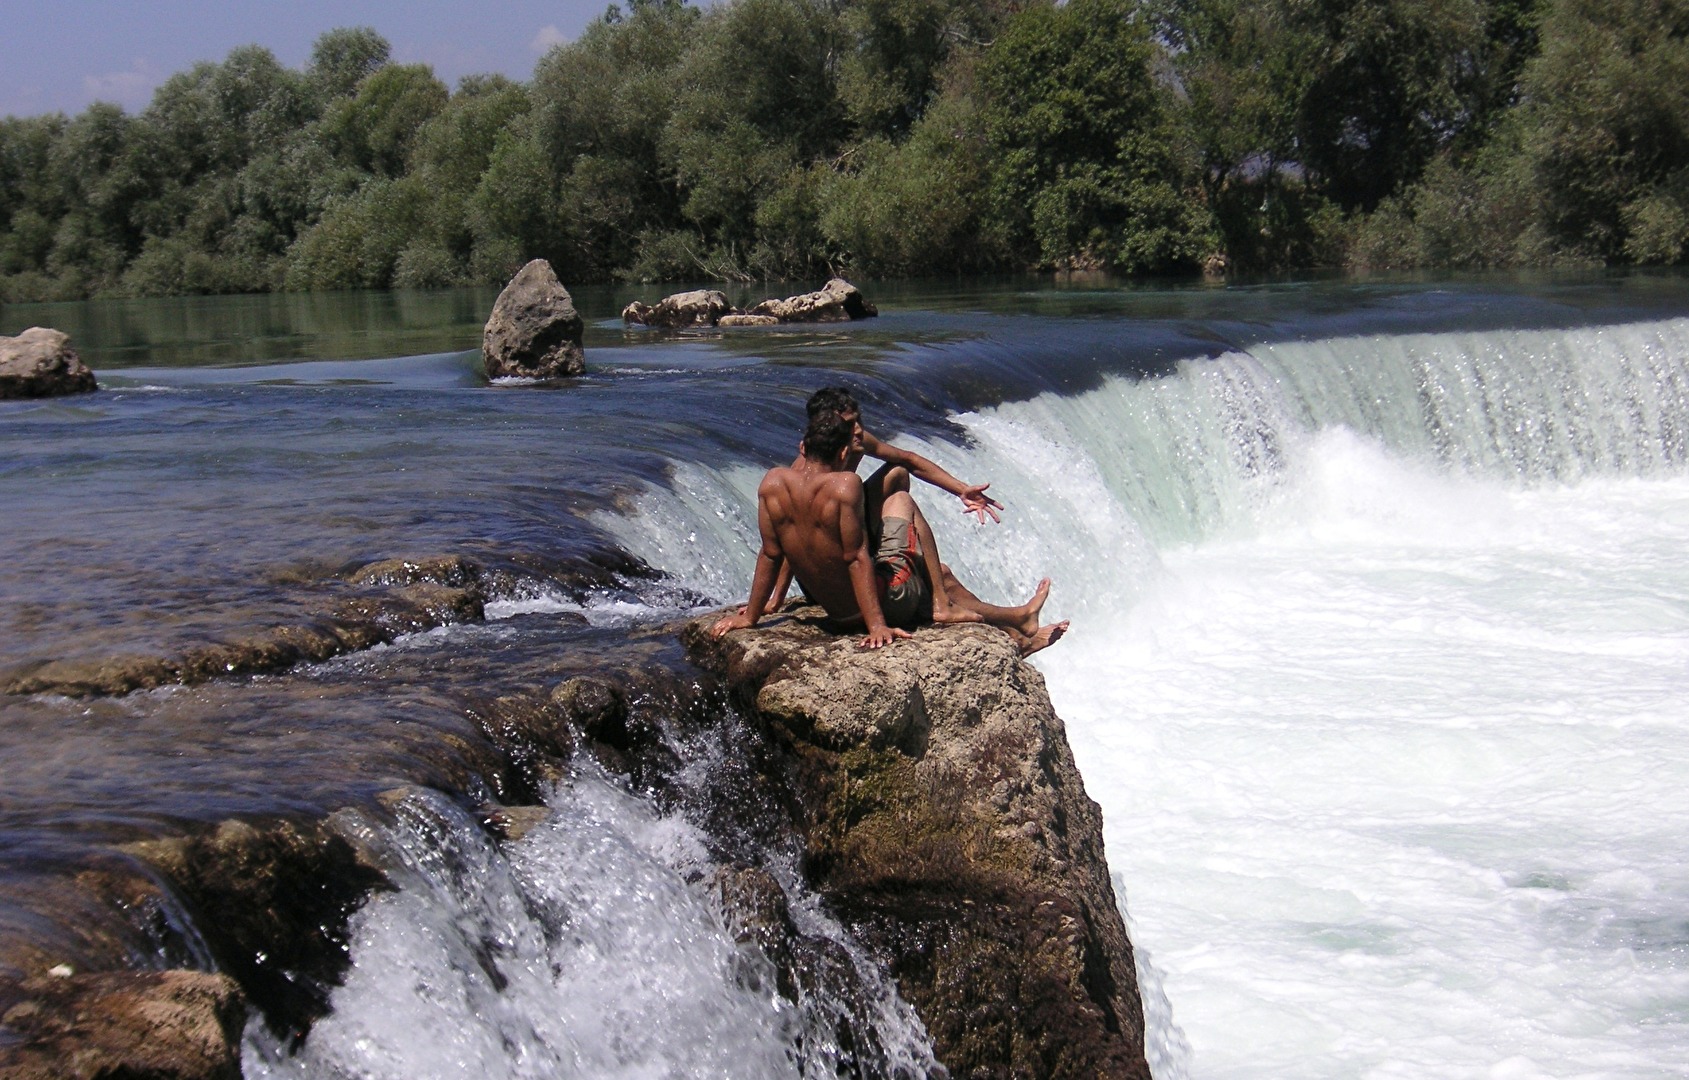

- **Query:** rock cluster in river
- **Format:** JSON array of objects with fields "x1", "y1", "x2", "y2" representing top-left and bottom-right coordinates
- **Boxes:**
[
  {"x1": 0, "y1": 328, "x2": 97, "y2": 400},
  {"x1": 622, "y1": 278, "x2": 877, "y2": 328},
  {"x1": 482, "y1": 259, "x2": 585, "y2": 380}
]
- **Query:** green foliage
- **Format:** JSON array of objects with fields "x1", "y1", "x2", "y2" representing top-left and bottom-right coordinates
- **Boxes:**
[
  {"x1": 819, "y1": 83, "x2": 994, "y2": 274},
  {"x1": 5, "y1": 0, "x2": 1687, "y2": 296},
  {"x1": 1521, "y1": 0, "x2": 1689, "y2": 262},
  {"x1": 308, "y1": 27, "x2": 392, "y2": 101},
  {"x1": 979, "y1": 0, "x2": 1213, "y2": 272},
  {"x1": 320, "y1": 64, "x2": 450, "y2": 177}
]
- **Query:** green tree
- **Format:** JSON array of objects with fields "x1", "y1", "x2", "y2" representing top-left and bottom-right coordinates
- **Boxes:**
[
  {"x1": 308, "y1": 27, "x2": 393, "y2": 101},
  {"x1": 663, "y1": 0, "x2": 846, "y2": 254},
  {"x1": 1521, "y1": 0, "x2": 1689, "y2": 262},
  {"x1": 980, "y1": 0, "x2": 1212, "y2": 272},
  {"x1": 319, "y1": 64, "x2": 450, "y2": 177}
]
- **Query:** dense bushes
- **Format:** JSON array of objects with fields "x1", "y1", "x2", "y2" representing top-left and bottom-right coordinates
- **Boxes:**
[{"x1": 1, "y1": 0, "x2": 1685, "y2": 300}]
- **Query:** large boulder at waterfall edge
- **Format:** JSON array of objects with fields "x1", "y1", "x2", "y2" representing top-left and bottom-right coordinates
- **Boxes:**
[
  {"x1": 747, "y1": 278, "x2": 877, "y2": 322},
  {"x1": 482, "y1": 260, "x2": 584, "y2": 380},
  {"x1": 685, "y1": 610, "x2": 1151, "y2": 1080},
  {"x1": 621, "y1": 289, "x2": 735, "y2": 328},
  {"x1": 0, "y1": 328, "x2": 97, "y2": 399}
]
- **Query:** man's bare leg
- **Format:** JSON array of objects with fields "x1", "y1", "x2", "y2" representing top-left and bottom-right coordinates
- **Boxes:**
[
  {"x1": 879, "y1": 489, "x2": 979, "y2": 623},
  {"x1": 872, "y1": 471, "x2": 1063, "y2": 647},
  {"x1": 939, "y1": 568, "x2": 1051, "y2": 635}
]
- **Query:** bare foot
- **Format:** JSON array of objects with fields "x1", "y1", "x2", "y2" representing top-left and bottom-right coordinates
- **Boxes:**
[
  {"x1": 1016, "y1": 578, "x2": 1052, "y2": 635},
  {"x1": 1019, "y1": 620, "x2": 1069, "y2": 657}
]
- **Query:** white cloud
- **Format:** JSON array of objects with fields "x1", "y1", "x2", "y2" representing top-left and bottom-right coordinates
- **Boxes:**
[
  {"x1": 529, "y1": 24, "x2": 569, "y2": 54},
  {"x1": 82, "y1": 59, "x2": 157, "y2": 111}
]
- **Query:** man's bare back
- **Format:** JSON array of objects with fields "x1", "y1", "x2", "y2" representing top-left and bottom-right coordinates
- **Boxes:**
[{"x1": 757, "y1": 465, "x2": 877, "y2": 625}]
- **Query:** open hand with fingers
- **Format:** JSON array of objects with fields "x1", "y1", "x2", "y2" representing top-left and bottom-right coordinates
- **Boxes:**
[{"x1": 960, "y1": 483, "x2": 1004, "y2": 524}]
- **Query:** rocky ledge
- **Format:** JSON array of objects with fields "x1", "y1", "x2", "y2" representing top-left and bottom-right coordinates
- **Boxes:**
[
  {"x1": 1, "y1": 608, "x2": 1148, "y2": 1078},
  {"x1": 2, "y1": 555, "x2": 493, "y2": 698},
  {"x1": 683, "y1": 609, "x2": 1150, "y2": 1079},
  {"x1": 0, "y1": 328, "x2": 97, "y2": 400}
]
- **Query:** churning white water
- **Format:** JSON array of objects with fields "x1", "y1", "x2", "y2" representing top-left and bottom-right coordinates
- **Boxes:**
[
  {"x1": 244, "y1": 776, "x2": 938, "y2": 1079},
  {"x1": 610, "y1": 318, "x2": 1689, "y2": 1078}
]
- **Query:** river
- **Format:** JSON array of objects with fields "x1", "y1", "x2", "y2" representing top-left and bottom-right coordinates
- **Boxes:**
[{"x1": 4, "y1": 273, "x2": 1687, "y2": 1078}]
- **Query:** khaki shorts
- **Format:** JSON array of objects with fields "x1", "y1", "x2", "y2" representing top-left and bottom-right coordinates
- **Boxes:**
[{"x1": 874, "y1": 516, "x2": 930, "y2": 628}]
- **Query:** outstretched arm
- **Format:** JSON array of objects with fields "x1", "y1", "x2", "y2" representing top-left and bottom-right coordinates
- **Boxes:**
[
  {"x1": 860, "y1": 430, "x2": 1003, "y2": 524},
  {"x1": 836, "y1": 476, "x2": 910, "y2": 649}
]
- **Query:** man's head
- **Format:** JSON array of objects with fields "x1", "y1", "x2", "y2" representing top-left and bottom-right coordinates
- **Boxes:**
[
  {"x1": 806, "y1": 386, "x2": 860, "y2": 422},
  {"x1": 802, "y1": 410, "x2": 855, "y2": 464}
]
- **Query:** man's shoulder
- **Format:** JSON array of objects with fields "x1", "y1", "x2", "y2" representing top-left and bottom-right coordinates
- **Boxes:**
[{"x1": 821, "y1": 469, "x2": 863, "y2": 496}]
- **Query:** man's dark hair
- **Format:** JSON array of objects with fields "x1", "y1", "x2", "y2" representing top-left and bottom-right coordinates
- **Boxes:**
[
  {"x1": 806, "y1": 386, "x2": 859, "y2": 419},
  {"x1": 803, "y1": 410, "x2": 854, "y2": 462}
]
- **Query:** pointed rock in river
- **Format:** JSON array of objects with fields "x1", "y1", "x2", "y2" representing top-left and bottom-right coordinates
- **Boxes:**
[
  {"x1": 482, "y1": 259, "x2": 585, "y2": 380},
  {"x1": 0, "y1": 327, "x2": 97, "y2": 399}
]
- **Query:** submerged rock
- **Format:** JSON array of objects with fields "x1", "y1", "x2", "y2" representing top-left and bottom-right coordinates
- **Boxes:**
[
  {"x1": 0, "y1": 327, "x2": 97, "y2": 400},
  {"x1": 3, "y1": 554, "x2": 491, "y2": 698},
  {"x1": 685, "y1": 610, "x2": 1151, "y2": 1079},
  {"x1": 747, "y1": 278, "x2": 877, "y2": 322},
  {"x1": 482, "y1": 259, "x2": 584, "y2": 380},
  {"x1": 621, "y1": 289, "x2": 734, "y2": 328}
]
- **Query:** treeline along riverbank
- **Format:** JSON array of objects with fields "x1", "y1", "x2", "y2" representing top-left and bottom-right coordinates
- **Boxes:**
[{"x1": 2, "y1": 0, "x2": 1687, "y2": 302}]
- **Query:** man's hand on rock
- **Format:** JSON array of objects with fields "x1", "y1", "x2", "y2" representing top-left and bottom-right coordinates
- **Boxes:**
[
  {"x1": 712, "y1": 611, "x2": 756, "y2": 638},
  {"x1": 859, "y1": 625, "x2": 913, "y2": 649},
  {"x1": 960, "y1": 483, "x2": 1004, "y2": 524}
]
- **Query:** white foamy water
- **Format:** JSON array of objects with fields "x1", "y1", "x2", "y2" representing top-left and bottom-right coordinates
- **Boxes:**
[
  {"x1": 1035, "y1": 433, "x2": 1689, "y2": 1079},
  {"x1": 601, "y1": 318, "x2": 1689, "y2": 1078},
  {"x1": 244, "y1": 772, "x2": 939, "y2": 1080},
  {"x1": 244, "y1": 780, "x2": 802, "y2": 1080}
]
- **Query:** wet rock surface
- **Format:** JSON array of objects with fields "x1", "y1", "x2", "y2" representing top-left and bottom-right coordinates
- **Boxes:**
[
  {"x1": 0, "y1": 969, "x2": 244, "y2": 1080},
  {"x1": 124, "y1": 818, "x2": 391, "y2": 1042},
  {"x1": 482, "y1": 259, "x2": 585, "y2": 379},
  {"x1": 0, "y1": 601, "x2": 1144, "y2": 1078},
  {"x1": 2, "y1": 554, "x2": 491, "y2": 698},
  {"x1": 685, "y1": 608, "x2": 1150, "y2": 1079},
  {"x1": 0, "y1": 328, "x2": 97, "y2": 400}
]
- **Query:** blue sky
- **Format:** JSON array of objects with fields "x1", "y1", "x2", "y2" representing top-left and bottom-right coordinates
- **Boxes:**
[{"x1": 1, "y1": 1, "x2": 618, "y2": 118}]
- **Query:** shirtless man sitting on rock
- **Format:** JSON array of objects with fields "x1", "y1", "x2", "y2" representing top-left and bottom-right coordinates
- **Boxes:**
[
  {"x1": 761, "y1": 386, "x2": 1017, "y2": 624},
  {"x1": 711, "y1": 410, "x2": 1067, "y2": 653}
]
